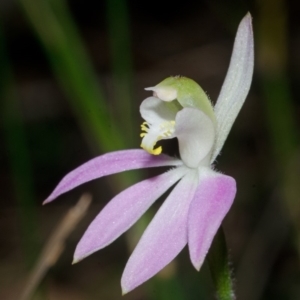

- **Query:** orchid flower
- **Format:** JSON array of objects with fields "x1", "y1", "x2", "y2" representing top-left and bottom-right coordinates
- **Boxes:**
[{"x1": 44, "y1": 13, "x2": 253, "y2": 294}]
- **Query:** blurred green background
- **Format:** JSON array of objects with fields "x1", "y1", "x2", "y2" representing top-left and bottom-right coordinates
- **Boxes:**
[{"x1": 1, "y1": 0, "x2": 300, "y2": 299}]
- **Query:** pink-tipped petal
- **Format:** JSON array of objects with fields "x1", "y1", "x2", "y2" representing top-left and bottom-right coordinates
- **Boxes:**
[
  {"x1": 188, "y1": 169, "x2": 236, "y2": 270},
  {"x1": 44, "y1": 149, "x2": 182, "y2": 203},
  {"x1": 121, "y1": 170, "x2": 198, "y2": 294},
  {"x1": 73, "y1": 167, "x2": 188, "y2": 262}
]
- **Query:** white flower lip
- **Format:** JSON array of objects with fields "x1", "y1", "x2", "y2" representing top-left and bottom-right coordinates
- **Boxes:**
[{"x1": 139, "y1": 96, "x2": 179, "y2": 155}]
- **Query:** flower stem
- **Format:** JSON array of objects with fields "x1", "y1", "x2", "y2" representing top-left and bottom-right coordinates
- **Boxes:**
[{"x1": 207, "y1": 228, "x2": 235, "y2": 300}]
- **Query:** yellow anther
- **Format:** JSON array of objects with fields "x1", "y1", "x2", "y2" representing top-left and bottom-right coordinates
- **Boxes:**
[
  {"x1": 141, "y1": 143, "x2": 162, "y2": 155},
  {"x1": 140, "y1": 133, "x2": 146, "y2": 137},
  {"x1": 151, "y1": 146, "x2": 162, "y2": 155}
]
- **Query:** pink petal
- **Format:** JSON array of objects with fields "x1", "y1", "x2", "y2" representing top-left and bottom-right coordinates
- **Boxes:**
[
  {"x1": 121, "y1": 170, "x2": 198, "y2": 294},
  {"x1": 188, "y1": 169, "x2": 236, "y2": 270},
  {"x1": 73, "y1": 167, "x2": 188, "y2": 263},
  {"x1": 44, "y1": 149, "x2": 182, "y2": 203}
]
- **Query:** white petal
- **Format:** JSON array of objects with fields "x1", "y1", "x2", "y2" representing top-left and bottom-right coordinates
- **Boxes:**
[
  {"x1": 175, "y1": 108, "x2": 215, "y2": 168},
  {"x1": 212, "y1": 13, "x2": 254, "y2": 162}
]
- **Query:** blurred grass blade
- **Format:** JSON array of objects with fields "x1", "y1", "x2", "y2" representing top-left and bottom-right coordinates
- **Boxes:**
[
  {"x1": 0, "y1": 25, "x2": 38, "y2": 267},
  {"x1": 106, "y1": 0, "x2": 135, "y2": 146},
  {"x1": 19, "y1": 0, "x2": 126, "y2": 152},
  {"x1": 20, "y1": 194, "x2": 92, "y2": 300}
]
